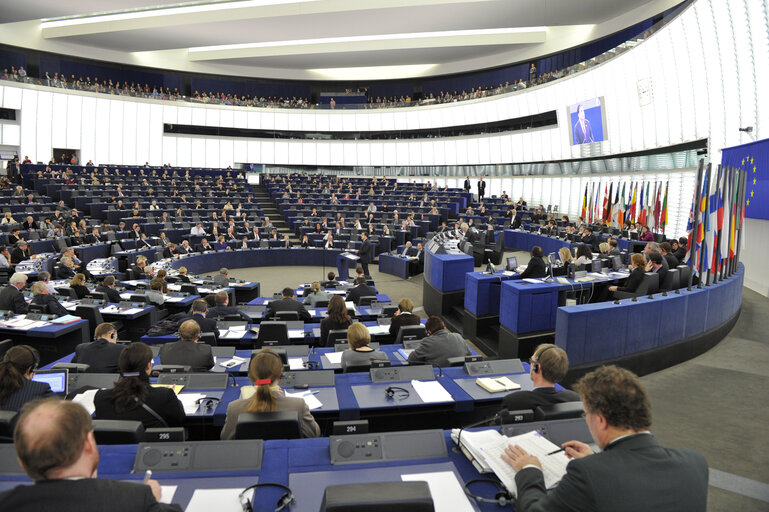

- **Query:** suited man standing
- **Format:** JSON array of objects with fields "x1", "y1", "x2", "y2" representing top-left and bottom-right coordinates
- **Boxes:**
[
  {"x1": 502, "y1": 365, "x2": 708, "y2": 512},
  {"x1": 407, "y1": 316, "x2": 470, "y2": 367},
  {"x1": 356, "y1": 232, "x2": 371, "y2": 276},
  {"x1": 477, "y1": 177, "x2": 486, "y2": 201},
  {"x1": 159, "y1": 320, "x2": 214, "y2": 372},
  {"x1": 573, "y1": 103, "x2": 594, "y2": 144},
  {"x1": 346, "y1": 277, "x2": 377, "y2": 306},
  {"x1": 0, "y1": 399, "x2": 180, "y2": 512},
  {"x1": 463, "y1": 176, "x2": 471, "y2": 193},
  {"x1": 265, "y1": 287, "x2": 311, "y2": 321},
  {"x1": 0, "y1": 272, "x2": 28, "y2": 313},
  {"x1": 71, "y1": 323, "x2": 124, "y2": 373}
]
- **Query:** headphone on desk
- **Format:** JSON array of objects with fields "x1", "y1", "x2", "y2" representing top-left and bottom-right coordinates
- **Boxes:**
[
  {"x1": 196, "y1": 397, "x2": 220, "y2": 411},
  {"x1": 384, "y1": 386, "x2": 410, "y2": 400},
  {"x1": 463, "y1": 478, "x2": 514, "y2": 507},
  {"x1": 302, "y1": 360, "x2": 320, "y2": 369},
  {"x1": 239, "y1": 482, "x2": 294, "y2": 512},
  {"x1": 531, "y1": 345, "x2": 555, "y2": 374}
]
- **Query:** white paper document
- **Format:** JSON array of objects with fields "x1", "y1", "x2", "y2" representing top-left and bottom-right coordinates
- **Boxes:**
[
  {"x1": 219, "y1": 329, "x2": 247, "y2": 340},
  {"x1": 72, "y1": 389, "x2": 99, "y2": 415},
  {"x1": 411, "y1": 380, "x2": 453, "y2": 403},
  {"x1": 367, "y1": 325, "x2": 390, "y2": 335},
  {"x1": 522, "y1": 278, "x2": 543, "y2": 284},
  {"x1": 218, "y1": 356, "x2": 246, "y2": 368},
  {"x1": 288, "y1": 329, "x2": 305, "y2": 339},
  {"x1": 285, "y1": 390, "x2": 323, "y2": 410},
  {"x1": 186, "y1": 488, "x2": 252, "y2": 512},
  {"x1": 323, "y1": 352, "x2": 343, "y2": 365},
  {"x1": 288, "y1": 357, "x2": 305, "y2": 370},
  {"x1": 159, "y1": 485, "x2": 177, "y2": 504},
  {"x1": 178, "y1": 393, "x2": 206, "y2": 414},
  {"x1": 401, "y1": 471, "x2": 475, "y2": 512}
]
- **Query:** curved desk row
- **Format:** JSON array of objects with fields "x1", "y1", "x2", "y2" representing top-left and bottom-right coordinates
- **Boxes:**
[{"x1": 164, "y1": 248, "x2": 345, "y2": 275}]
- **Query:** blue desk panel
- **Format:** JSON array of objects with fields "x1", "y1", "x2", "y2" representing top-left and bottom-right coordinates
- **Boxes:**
[
  {"x1": 166, "y1": 248, "x2": 343, "y2": 275},
  {"x1": 426, "y1": 252, "x2": 474, "y2": 293},
  {"x1": 499, "y1": 280, "x2": 559, "y2": 334},
  {"x1": 464, "y1": 271, "x2": 516, "y2": 316},
  {"x1": 378, "y1": 253, "x2": 412, "y2": 280}
]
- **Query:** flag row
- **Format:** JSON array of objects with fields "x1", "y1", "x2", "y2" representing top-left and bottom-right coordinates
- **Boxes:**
[{"x1": 580, "y1": 180, "x2": 669, "y2": 233}]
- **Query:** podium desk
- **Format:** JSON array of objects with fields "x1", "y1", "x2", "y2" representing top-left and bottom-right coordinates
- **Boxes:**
[
  {"x1": 0, "y1": 318, "x2": 89, "y2": 365},
  {"x1": 464, "y1": 271, "x2": 517, "y2": 317},
  {"x1": 336, "y1": 252, "x2": 359, "y2": 280}
]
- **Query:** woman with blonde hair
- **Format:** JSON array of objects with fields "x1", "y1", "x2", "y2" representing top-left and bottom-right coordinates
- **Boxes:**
[
  {"x1": 303, "y1": 281, "x2": 330, "y2": 308},
  {"x1": 220, "y1": 349, "x2": 320, "y2": 440},
  {"x1": 69, "y1": 273, "x2": 89, "y2": 299},
  {"x1": 341, "y1": 323, "x2": 387, "y2": 371}
]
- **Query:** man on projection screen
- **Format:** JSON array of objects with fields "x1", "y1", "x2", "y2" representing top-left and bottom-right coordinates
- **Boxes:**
[{"x1": 573, "y1": 104, "x2": 594, "y2": 144}]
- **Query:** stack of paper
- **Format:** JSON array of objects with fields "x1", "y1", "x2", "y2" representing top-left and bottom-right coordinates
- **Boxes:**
[
  {"x1": 218, "y1": 356, "x2": 246, "y2": 368},
  {"x1": 178, "y1": 393, "x2": 206, "y2": 414},
  {"x1": 411, "y1": 380, "x2": 453, "y2": 403},
  {"x1": 367, "y1": 325, "x2": 390, "y2": 335},
  {"x1": 287, "y1": 357, "x2": 305, "y2": 370},
  {"x1": 323, "y1": 352, "x2": 343, "y2": 365},
  {"x1": 49, "y1": 315, "x2": 81, "y2": 324},
  {"x1": 219, "y1": 330, "x2": 247, "y2": 340},
  {"x1": 186, "y1": 489, "x2": 253, "y2": 512},
  {"x1": 401, "y1": 471, "x2": 475, "y2": 512},
  {"x1": 72, "y1": 389, "x2": 98, "y2": 415}
]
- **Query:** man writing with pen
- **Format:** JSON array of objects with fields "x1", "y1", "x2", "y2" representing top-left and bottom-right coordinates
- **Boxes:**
[
  {"x1": 0, "y1": 398, "x2": 181, "y2": 511},
  {"x1": 501, "y1": 365, "x2": 709, "y2": 512}
]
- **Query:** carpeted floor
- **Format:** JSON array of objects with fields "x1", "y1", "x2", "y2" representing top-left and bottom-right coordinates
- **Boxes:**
[{"x1": 213, "y1": 258, "x2": 769, "y2": 511}]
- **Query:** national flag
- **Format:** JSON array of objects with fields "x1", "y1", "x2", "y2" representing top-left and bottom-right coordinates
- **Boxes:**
[
  {"x1": 629, "y1": 182, "x2": 638, "y2": 223},
  {"x1": 695, "y1": 168, "x2": 710, "y2": 272},
  {"x1": 605, "y1": 183, "x2": 613, "y2": 222},
  {"x1": 638, "y1": 182, "x2": 647, "y2": 226},
  {"x1": 653, "y1": 182, "x2": 662, "y2": 231},
  {"x1": 593, "y1": 183, "x2": 601, "y2": 223},
  {"x1": 581, "y1": 184, "x2": 588, "y2": 219},
  {"x1": 719, "y1": 168, "x2": 731, "y2": 269},
  {"x1": 617, "y1": 182, "x2": 626, "y2": 230},
  {"x1": 711, "y1": 167, "x2": 724, "y2": 271},
  {"x1": 660, "y1": 181, "x2": 669, "y2": 233}
]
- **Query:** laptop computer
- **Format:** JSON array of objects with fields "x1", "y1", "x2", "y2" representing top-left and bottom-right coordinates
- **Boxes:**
[{"x1": 32, "y1": 369, "x2": 68, "y2": 394}]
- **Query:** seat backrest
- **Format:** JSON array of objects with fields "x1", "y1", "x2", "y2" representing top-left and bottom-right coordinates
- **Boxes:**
[
  {"x1": 92, "y1": 419, "x2": 145, "y2": 444},
  {"x1": 234, "y1": 411, "x2": 300, "y2": 440},
  {"x1": 129, "y1": 294, "x2": 149, "y2": 304},
  {"x1": 199, "y1": 332, "x2": 218, "y2": 347},
  {"x1": 28, "y1": 303, "x2": 47, "y2": 314},
  {"x1": 661, "y1": 268, "x2": 679, "y2": 291},
  {"x1": 180, "y1": 284, "x2": 198, "y2": 295},
  {"x1": 257, "y1": 321, "x2": 288, "y2": 346},
  {"x1": 395, "y1": 325, "x2": 427, "y2": 345},
  {"x1": 56, "y1": 287, "x2": 78, "y2": 299},
  {"x1": 88, "y1": 291, "x2": 108, "y2": 301},
  {"x1": 357, "y1": 295, "x2": 377, "y2": 307},
  {"x1": 343, "y1": 363, "x2": 372, "y2": 373},
  {"x1": 275, "y1": 311, "x2": 299, "y2": 321},
  {"x1": 676, "y1": 264, "x2": 692, "y2": 289},
  {"x1": 327, "y1": 329, "x2": 349, "y2": 346},
  {"x1": 75, "y1": 304, "x2": 104, "y2": 339},
  {"x1": 636, "y1": 272, "x2": 660, "y2": 295},
  {"x1": 533, "y1": 401, "x2": 584, "y2": 421},
  {"x1": 0, "y1": 410, "x2": 17, "y2": 440},
  {"x1": 315, "y1": 300, "x2": 329, "y2": 308},
  {"x1": 0, "y1": 339, "x2": 12, "y2": 359}
]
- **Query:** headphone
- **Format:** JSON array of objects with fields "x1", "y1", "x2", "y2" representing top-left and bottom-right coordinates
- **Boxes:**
[
  {"x1": 302, "y1": 360, "x2": 319, "y2": 369},
  {"x1": 239, "y1": 482, "x2": 294, "y2": 512},
  {"x1": 531, "y1": 345, "x2": 555, "y2": 374},
  {"x1": 18, "y1": 345, "x2": 39, "y2": 373},
  {"x1": 384, "y1": 386, "x2": 410, "y2": 400},
  {"x1": 463, "y1": 478, "x2": 514, "y2": 507},
  {"x1": 196, "y1": 397, "x2": 220, "y2": 410}
]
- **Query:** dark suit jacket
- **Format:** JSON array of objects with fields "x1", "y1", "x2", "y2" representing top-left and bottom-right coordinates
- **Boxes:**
[
  {"x1": 22, "y1": 221, "x2": 38, "y2": 231},
  {"x1": 56, "y1": 264, "x2": 76, "y2": 280},
  {"x1": 346, "y1": 284, "x2": 377, "y2": 305},
  {"x1": 0, "y1": 477, "x2": 182, "y2": 512},
  {"x1": 206, "y1": 305, "x2": 248, "y2": 321},
  {"x1": 673, "y1": 246, "x2": 687, "y2": 261},
  {"x1": 0, "y1": 285, "x2": 28, "y2": 314},
  {"x1": 85, "y1": 234, "x2": 102, "y2": 244},
  {"x1": 71, "y1": 338, "x2": 124, "y2": 373},
  {"x1": 94, "y1": 386, "x2": 185, "y2": 428},
  {"x1": 184, "y1": 313, "x2": 220, "y2": 343},
  {"x1": 663, "y1": 253, "x2": 679, "y2": 269},
  {"x1": 95, "y1": 285, "x2": 122, "y2": 304},
  {"x1": 478, "y1": 180, "x2": 486, "y2": 195},
  {"x1": 162, "y1": 247, "x2": 176, "y2": 258},
  {"x1": 10, "y1": 248, "x2": 30, "y2": 265},
  {"x1": 159, "y1": 341, "x2": 214, "y2": 372},
  {"x1": 616, "y1": 267, "x2": 645, "y2": 293},
  {"x1": 358, "y1": 239, "x2": 371, "y2": 263},
  {"x1": 407, "y1": 328, "x2": 470, "y2": 367},
  {"x1": 319, "y1": 317, "x2": 352, "y2": 347},
  {"x1": 501, "y1": 386, "x2": 580, "y2": 412},
  {"x1": 581, "y1": 234, "x2": 600, "y2": 252},
  {"x1": 265, "y1": 297, "x2": 311, "y2": 321},
  {"x1": 573, "y1": 118, "x2": 594, "y2": 144},
  {"x1": 30, "y1": 294, "x2": 68, "y2": 316},
  {"x1": 388, "y1": 311, "x2": 421, "y2": 337},
  {"x1": 519, "y1": 257, "x2": 547, "y2": 279},
  {"x1": 514, "y1": 434, "x2": 708, "y2": 512},
  {"x1": 0, "y1": 379, "x2": 52, "y2": 411},
  {"x1": 71, "y1": 284, "x2": 89, "y2": 300}
]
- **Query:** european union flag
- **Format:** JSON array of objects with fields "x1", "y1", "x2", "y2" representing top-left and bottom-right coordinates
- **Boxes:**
[{"x1": 721, "y1": 137, "x2": 769, "y2": 220}]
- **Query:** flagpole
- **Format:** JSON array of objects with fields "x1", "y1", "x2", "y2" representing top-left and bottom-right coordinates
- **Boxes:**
[
  {"x1": 733, "y1": 167, "x2": 747, "y2": 275},
  {"x1": 725, "y1": 167, "x2": 736, "y2": 278},
  {"x1": 699, "y1": 163, "x2": 711, "y2": 288},
  {"x1": 712, "y1": 165, "x2": 722, "y2": 284},
  {"x1": 704, "y1": 165, "x2": 712, "y2": 287},
  {"x1": 687, "y1": 159, "x2": 705, "y2": 291}
]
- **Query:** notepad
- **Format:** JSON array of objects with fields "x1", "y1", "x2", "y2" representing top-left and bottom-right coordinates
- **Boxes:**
[
  {"x1": 159, "y1": 486, "x2": 178, "y2": 505},
  {"x1": 476, "y1": 377, "x2": 520, "y2": 393},
  {"x1": 288, "y1": 357, "x2": 305, "y2": 370},
  {"x1": 218, "y1": 356, "x2": 246, "y2": 368},
  {"x1": 219, "y1": 330, "x2": 247, "y2": 340},
  {"x1": 398, "y1": 348, "x2": 414, "y2": 360},
  {"x1": 285, "y1": 390, "x2": 323, "y2": 410},
  {"x1": 178, "y1": 393, "x2": 206, "y2": 414},
  {"x1": 367, "y1": 325, "x2": 390, "y2": 335},
  {"x1": 49, "y1": 314, "x2": 81, "y2": 324}
]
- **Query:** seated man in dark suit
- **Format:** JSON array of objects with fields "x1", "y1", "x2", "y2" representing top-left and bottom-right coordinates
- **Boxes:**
[
  {"x1": 10, "y1": 241, "x2": 31, "y2": 266},
  {"x1": 581, "y1": 228, "x2": 600, "y2": 252},
  {"x1": 407, "y1": 316, "x2": 470, "y2": 367},
  {"x1": 159, "y1": 320, "x2": 214, "y2": 372},
  {"x1": 162, "y1": 242, "x2": 177, "y2": 259},
  {"x1": 345, "y1": 277, "x2": 377, "y2": 305},
  {"x1": 71, "y1": 322, "x2": 124, "y2": 373},
  {"x1": 659, "y1": 242, "x2": 679, "y2": 269},
  {"x1": 95, "y1": 276, "x2": 122, "y2": 304},
  {"x1": 264, "y1": 287, "x2": 311, "y2": 321},
  {"x1": 501, "y1": 344, "x2": 579, "y2": 411},
  {"x1": 22, "y1": 216, "x2": 38, "y2": 231},
  {"x1": 196, "y1": 238, "x2": 216, "y2": 253},
  {"x1": 85, "y1": 228, "x2": 103, "y2": 244},
  {"x1": 55, "y1": 256, "x2": 77, "y2": 280},
  {"x1": 321, "y1": 271, "x2": 339, "y2": 288},
  {"x1": 0, "y1": 398, "x2": 181, "y2": 511},
  {"x1": 672, "y1": 237, "x2": 688, "y2": 261},
  {"x1": 502, "y1": 365, "x2": 708, "y2": 512},
  {"x1": 184, "y1": 299, "x2": 219, "y2": 343},
  {"x1": 206, "y1": 290, "x2": 249, "y2": 321},
  {"x1": 0, "y1": 272, "x2": 29, "y2": 314},
  {"x1": 29, "y1": 281, "x2": 68, "y2": 317}
]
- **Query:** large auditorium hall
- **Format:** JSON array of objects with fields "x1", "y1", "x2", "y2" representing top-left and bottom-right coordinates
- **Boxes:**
[{"x1": 0, "y1": 1, "x2": 766, "y2": 511}]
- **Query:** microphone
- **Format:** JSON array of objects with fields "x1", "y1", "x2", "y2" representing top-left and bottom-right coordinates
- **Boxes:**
[{"x1": 453, "y1": 408, "x2": 509, "y2": 453}]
